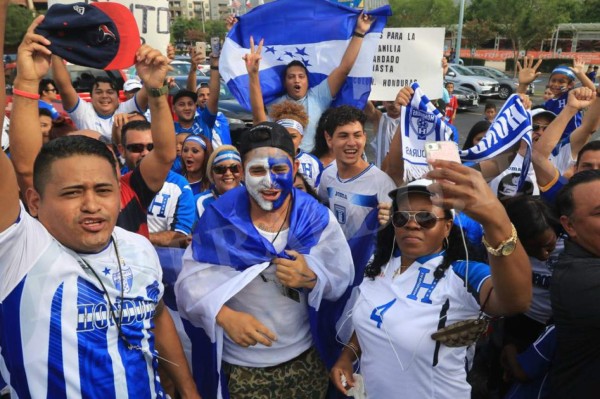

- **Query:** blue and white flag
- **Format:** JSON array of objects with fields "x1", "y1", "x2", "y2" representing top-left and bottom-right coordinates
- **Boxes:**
[
  {"x1": 175, "y1": 186, "x2": 354, "y2": 399},
  {"x1": 220, "y1": 0, "x2": 391, "y2": 110},
  {"x1": 401, "y1": 82, "x2": 458, "y2": 181},
  {"x1": 460, "y1": 94, "x2": 532, "y2": 192}
]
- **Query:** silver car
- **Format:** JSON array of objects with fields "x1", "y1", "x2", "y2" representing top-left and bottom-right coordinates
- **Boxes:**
[
  {"x1": 467, "y1": 65, "x2": 535, "y2": 100},
  {"x1": 446, "y1": 64, "x2": 500, "y2": 98}
]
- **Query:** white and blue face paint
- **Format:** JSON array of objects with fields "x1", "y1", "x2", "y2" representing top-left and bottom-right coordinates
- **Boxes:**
[{"x1": 245, "y1": 150, "x2": 294, "y2": 211}]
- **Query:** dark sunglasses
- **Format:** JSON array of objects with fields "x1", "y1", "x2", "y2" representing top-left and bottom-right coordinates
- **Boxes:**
[
  {"x1": 213, "y1": 164, "x2": 241, "y2": 175},
  {"x1": 392, "y1": 211, "x2": 446, "y2": 229},
  {"x1": 126, "y1": 143, "x2": 154, "y2": 153},
  {"x1": 532, "y1": 124, "x2": 548, "y2": 131}
]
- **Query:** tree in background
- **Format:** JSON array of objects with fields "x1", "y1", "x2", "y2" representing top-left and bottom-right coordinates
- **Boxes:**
[
  {"x1": 5, "y1": 4, "x2": 34, "y2": 50},
  {"x1": 462, "y1": 19, "x2": 497, "y2": 52},
  {"x1": 388, "y1": 0, "x2": 457, "y2": 27}
]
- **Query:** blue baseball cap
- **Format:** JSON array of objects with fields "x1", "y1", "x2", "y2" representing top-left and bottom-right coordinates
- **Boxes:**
[{"x1": 35, "y1": 2, "x2": 140, "y2": 70}]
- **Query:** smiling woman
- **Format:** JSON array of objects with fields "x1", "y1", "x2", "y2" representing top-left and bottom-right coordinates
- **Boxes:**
[{"x1": 181, "y1": 134, "x2": 213, "y2": 196}]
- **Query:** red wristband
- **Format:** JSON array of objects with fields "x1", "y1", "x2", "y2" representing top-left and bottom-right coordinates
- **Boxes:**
[{"x1": 13, "y1": 88, "x2": 40, "y2": 100}]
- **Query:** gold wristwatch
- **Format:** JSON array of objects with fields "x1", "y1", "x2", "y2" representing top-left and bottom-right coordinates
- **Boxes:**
[
  {"x1": 482, "y1": 224, "x2": 518, "y2": 256},
  {"x1": 148, "y1": 85, "x2": 169, "y2": 97}
]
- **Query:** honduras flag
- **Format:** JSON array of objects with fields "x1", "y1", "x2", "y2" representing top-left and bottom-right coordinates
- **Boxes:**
[
  {"x1": 219, "y1": 0, "x2": 391, "y2": 110},
  {"x1": 175, "y1": 186, "x2": 354, "y2": 399},
  {"x1": 460, "y1": 93, "x2": 533, "y2": 192}
]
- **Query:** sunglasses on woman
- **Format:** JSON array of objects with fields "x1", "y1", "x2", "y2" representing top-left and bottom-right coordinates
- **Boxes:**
[
  {"x1": 213, "y1": 164, "x2": 241, "y2": 175},
  {"x1": 392, "y1": 211, "x2": 446, "y2": 229}
]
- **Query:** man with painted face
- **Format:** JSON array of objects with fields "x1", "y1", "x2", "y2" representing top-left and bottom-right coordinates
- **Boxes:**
[{"x1": 175, "y1": 121, "x2": 354, "y2": 399}]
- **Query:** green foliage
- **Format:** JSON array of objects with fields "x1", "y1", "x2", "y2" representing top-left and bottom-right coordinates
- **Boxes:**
[
  {"x1": 205, "y1": 20, "x2": 227, "y2": 41},
  {"x1": 6, "y1": 4, "x2": 34, "y2": 48},
  {"x1": 388, "y1": 0, "x2": 458, "y2": 27},
  {"x1": 467, "y1": 0, "x2": 579, "y2": 51},
  {"x1": 462, "y1": 19, "x2": 496, "y2": 50},
  {"x1": 574, "y1": 0, "x2": 600, "y2": 22},
  {"x1": 170, "y1": 17, "x2": 204, "y2": 43}
]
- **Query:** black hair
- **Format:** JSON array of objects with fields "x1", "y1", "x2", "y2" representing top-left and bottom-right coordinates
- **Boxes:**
[
  {"x1": 33, "y1": 135, "x2": 117, "y2": 195},
  {"x1": 462, "y1": 120, "x2": 490, "y2": 150},
  {"x1": 556, "y1": 169, "x2": 600, "y2": 218},
  {"x1": 365, "y1": 199, "x2": 477, "y2": 281},
  {"x1": 39, "y1": 108, "x2": 53, "y2": 119},
  {"x1": 121, "y1": 120, "x2": 152, "y2": 146},
  {"x1": 294, "y1": 172, "x2": 319, "y2": 201},
  {"x1": 575, "y1": 140, "x2": 600, "y2": 167},
  {"x1": 38, "y1": 78, "x2": 57, "y2": 96},
  {"x1": 173, "y1": 89, "x2": 198, "y2": 105},
  {"x1": 484, "y1": 102, "x2": 497, "y2": 111},
  {"x1": 91, "y1": 76, "x2": 118, "y2": 94},
  {"x1": 311, "y1": 108, "x2": 334, "y2": 158},
  {"x1": 324, "y1": 105, "x2": 367, "y2": 137},
  {"x1": 284, "y1": 60, "x2": 309, "y2": 80},
  {"x1": 504, "y1": 196, "x2": 562, "y2": 241}
]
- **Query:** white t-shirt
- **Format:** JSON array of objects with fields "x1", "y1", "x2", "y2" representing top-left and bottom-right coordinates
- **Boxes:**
[
  {"x1": 549, "y1": 142, "x2": 575, "y2": 176},
  {"x1": 67, "y1": 97, "x2": 143, "y2": 141},
  {"x1": 488, "y1": 154, "x2": 539, "y2": 198},
  {"x1": 0, "y1": 204, "x2": 164, "y2": 398},
  {"x1": 318, "y1": 162, "x2": 396, "y2": 240},
  {"x1": 221, "y1": 228, "x2": 312, "y2": 367},
  {"x1": 353, "y1": 254, "x2": 491, "y2": 399}
]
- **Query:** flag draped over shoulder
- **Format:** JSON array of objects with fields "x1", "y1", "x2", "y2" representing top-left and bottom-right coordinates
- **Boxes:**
[
  {"x1": 175, "y1": 186, "x2": 354, "y2": 399},
  {"x1": 459, "y1": 93, "x2": 533, "y2": 191},
  {"x1": 401, "y1": 82, "x2": 458, "y2": 182},
  {"x1": 220, "y1": 0, "x2": 391, "y2": 110}
]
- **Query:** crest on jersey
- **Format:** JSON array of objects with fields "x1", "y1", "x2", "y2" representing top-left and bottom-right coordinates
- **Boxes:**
[
  {"x1": 113, "y1": 266, "x2": 134, "y2": 293},
  {"x1": 73, "y1": 5, "x2": 85, "y2": 15}
]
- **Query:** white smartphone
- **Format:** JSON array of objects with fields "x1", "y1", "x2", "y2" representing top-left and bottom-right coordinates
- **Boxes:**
[
  {"x1": 425, "y1": 141, "x2": 462, "y2": 166},
  {"x1": 195, "y1": 41, "x2": 206, "y2": 60},
  {"x1": 210, "y1": 37, "x2": 221, "y2": 57}
]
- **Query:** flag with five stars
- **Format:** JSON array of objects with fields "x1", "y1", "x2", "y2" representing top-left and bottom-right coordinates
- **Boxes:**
[{"x1": 219, "y1": 0, "x2": 391, "y2": 110}]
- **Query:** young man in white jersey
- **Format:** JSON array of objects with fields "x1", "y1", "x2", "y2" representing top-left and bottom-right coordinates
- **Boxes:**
[
  {"x1": 318, "y1": 106, "x2": 396, "y2": 242},
  {"x1": 0, "y1": 16, "x2": 199, "y2": 398}
]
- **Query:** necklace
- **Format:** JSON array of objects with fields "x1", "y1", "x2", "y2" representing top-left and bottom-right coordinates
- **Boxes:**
[
  {"x1": 392, "y1": 264, "x2": 410, "y2": 279},
  {"x1": 78, "y1": 237, "x2": 133, "y2": 349}
]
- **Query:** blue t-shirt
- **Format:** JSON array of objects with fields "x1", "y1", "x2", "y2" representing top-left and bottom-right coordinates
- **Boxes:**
[
  {"x1": 272, "y1": 79, "x2": 333, "y2": 152},
  {"x1": 174, "y1": 107, "x2": 217, "y2": 141},
  {"x1": 544, "y1": 92, "x2": 582, "y2": 149}
]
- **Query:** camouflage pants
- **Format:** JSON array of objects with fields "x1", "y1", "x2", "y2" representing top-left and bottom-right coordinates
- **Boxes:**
[{"x1": 222, "y1": 347, "x2": 328, "y2": 399}]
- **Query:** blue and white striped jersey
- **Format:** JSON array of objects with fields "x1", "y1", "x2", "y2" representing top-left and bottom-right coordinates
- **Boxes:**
[{"x1": 0, "y1": 204, "x2": 165, "y2": 398}]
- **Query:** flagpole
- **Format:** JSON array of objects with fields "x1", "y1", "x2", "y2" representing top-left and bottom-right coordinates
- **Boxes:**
[{"x1": 454, "y1": 0, "x2": 465, "y2": 64}]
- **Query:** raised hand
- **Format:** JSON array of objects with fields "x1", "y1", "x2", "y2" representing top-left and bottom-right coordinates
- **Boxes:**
[
  {"x1": 355, "y1": 11, "x2": 375, "y2": 35},
  {"x1": 135, "y1": 45, "x2": 171, "y2": 89},
  {"x1": 567, "y1": 86, "x2": 595, "y2": 110},
  {"x1": 225, "y1": 14, "x2": 238, "y2": 32},
  {"x1": 570, "y1": 57, "x2": 586, "y2": 75},
  {"x1": 395, "y1": 85, "x2": 414, "y2": 108},
  {"x1": 243, "y1": 36, "x2": 263, "y2": 76},
  {"x1": 516, "y1": 56, "x2": 542, "y2": 86}
]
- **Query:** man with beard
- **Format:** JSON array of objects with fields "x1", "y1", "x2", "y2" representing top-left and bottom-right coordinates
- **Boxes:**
[{"x1": 118, "y1": 120, "x2": 195, "y2": 248}]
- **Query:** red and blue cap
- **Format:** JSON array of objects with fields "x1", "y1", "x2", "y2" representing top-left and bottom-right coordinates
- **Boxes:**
[{"x1": 35, "y1": 2, "x2": 140, "y2": 70}]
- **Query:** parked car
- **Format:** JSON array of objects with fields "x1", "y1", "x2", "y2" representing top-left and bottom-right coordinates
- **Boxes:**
[
  {"x1": 466, "y1": 65, "x2": 534, "y2": 100},
  {"x1": 452, "y1": 85, "x2": 480, "y2": 111},
  {"x1": 445, "y1": 64, "x2": 500, "y2": 98}
]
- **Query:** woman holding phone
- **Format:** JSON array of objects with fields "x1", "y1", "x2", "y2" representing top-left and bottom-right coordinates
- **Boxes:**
[{"x1": 330, "y1": 160, "x2": 531, "y2": 399}]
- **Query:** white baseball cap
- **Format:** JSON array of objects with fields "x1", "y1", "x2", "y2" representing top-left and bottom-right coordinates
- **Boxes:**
[{"x1": 123, "y1": 78, "x2": 142, "y2": 92}]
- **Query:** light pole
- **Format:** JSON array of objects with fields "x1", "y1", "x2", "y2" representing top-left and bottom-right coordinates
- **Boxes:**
[{"x1": 455, "y1": 0, "x2": 465, "y2": 64}]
